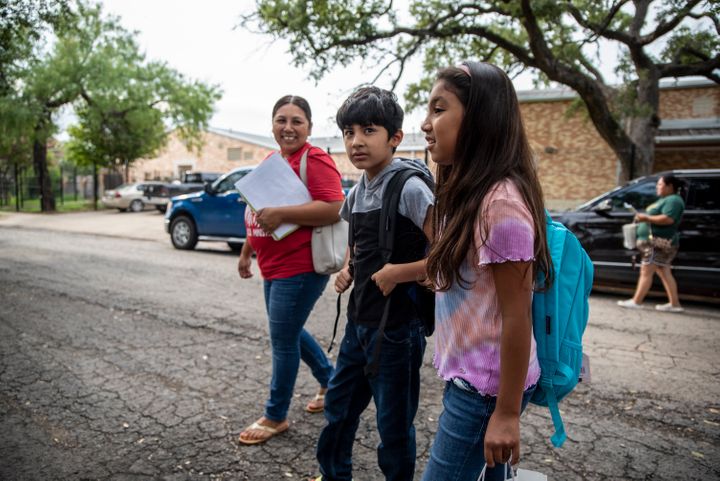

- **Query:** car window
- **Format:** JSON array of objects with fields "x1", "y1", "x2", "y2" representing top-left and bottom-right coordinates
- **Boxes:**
[
  {"x1": 609, "y1": 179, "x2": 658, "y2": 211},
  {"x1": 685, "y1": 177, "x2": 720, "y2": 210},
  {"x1": 214, "y1": 170, "x2": 251, "y2": 193}
]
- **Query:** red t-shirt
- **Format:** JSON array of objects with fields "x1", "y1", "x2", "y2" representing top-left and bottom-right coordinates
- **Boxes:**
[{"x1": 245, "y1": 143, "x2": 344, "y2": 279}]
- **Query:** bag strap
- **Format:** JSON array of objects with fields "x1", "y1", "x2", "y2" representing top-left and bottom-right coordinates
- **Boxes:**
[
  {"x1": 298, "y1": 146, "x2": 346, "y2": 353},
  {"x1": 477, "y1": 461, "x2": 514, "y2": 481},
  {"x1": 299, "y1": 148, "x2": 309, "y2": 185},
  {"x1": 328, "y1": 292, "x2": 342, "y2": 353}
]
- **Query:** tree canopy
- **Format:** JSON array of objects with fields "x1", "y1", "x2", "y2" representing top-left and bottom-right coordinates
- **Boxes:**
[
  {"x1": 244, "y1": 0, "x2": 719, "y2": 181},
  {"x1": 1, "y1": 0, "x2": 222, "y2": 211}
]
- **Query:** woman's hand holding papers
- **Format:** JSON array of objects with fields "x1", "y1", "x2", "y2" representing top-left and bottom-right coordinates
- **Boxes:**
[{"x1": 255, "y1": 207, "x2": 284, "y2": 234}]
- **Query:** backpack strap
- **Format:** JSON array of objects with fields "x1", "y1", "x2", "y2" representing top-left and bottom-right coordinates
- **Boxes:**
[
  {"x1": 365, "y1": 168, "x2": 425, "y2": 378},
  {"x1": 542, "y1": 377, "x2": 568, "y2": 448},
  {"x1": 378, "y1": 169, "x2": 424, "y2": 263},
  {"x1": 327, "y1": 292, "x2": 342, "y2": 353}
]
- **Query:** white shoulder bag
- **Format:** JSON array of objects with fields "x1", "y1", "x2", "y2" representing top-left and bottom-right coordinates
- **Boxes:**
[{"x1": 299, "y1": 148, "x2": 348, "y2": 275}]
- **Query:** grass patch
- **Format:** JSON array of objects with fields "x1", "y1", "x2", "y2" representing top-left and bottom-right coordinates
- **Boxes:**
[{"x1": 0, "y1": 196, "x2": 97, "y2": 213}]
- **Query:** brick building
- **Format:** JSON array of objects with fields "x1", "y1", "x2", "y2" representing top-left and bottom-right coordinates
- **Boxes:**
[
  {"x1": 519, "y1": 77, "x2": 719, "y2": 208},
  {"x1": 129, "y1": 78, "x2": 719, "y2": 207}
]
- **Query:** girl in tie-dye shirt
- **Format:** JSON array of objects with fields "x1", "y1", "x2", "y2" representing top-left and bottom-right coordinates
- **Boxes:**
[{"x1": 420, "y1": 62, "x2": 553, "y2": 481}]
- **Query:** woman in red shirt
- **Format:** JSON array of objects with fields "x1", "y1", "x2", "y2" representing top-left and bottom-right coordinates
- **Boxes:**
[{"x1": 237, "y1": 95, "x2": 344, "y2": 445}]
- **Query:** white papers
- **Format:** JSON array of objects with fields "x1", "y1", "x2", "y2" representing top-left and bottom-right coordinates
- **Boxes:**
[{"x1": 234, "y1": 152, "x2": 311, "y2": 240}]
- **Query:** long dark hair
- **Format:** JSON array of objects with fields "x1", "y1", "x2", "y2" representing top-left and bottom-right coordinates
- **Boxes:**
[{"x1": 426, "y1": 61, "x2": 552, "y2": 291}]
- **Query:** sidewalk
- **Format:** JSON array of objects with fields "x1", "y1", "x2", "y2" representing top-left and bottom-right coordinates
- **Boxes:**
[{"x1": 0, "y1": 209, "x2": 167, "y2": 242}]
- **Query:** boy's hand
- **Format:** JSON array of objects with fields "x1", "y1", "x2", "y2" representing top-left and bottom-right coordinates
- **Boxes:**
[
  {"x1": 371, "y1": 264, "x2": 398, "y2": 296},
  {"x1": 484, "y1": 411, "x2": 521, "y2": 467},
  {"x1": 334, "y1": 266, "x2": 353, "y2": 293}
]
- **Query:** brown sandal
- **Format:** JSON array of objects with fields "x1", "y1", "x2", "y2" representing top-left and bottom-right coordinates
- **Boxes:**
[
  {"x1": 238, "y1": 419, "x2": 289, "y2": 445},
  {"x1": 305, "y1": 392, "x2": 325, "y2": 413}
]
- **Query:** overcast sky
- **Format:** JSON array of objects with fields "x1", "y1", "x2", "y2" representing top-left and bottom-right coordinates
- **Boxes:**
[
  {"x1": 96, "y1": 0, "x2": 431, "y2": 138},
  {"x1": 96, "y1": 0, "x2": 639, "y2": 141}
]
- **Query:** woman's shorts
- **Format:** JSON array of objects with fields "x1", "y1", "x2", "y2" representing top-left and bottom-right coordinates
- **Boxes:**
[{"x1": 636, "y1": 239, "x2": 678, "y2": 267}]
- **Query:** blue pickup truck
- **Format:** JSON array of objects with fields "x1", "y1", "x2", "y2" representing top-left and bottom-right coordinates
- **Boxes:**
[
  {"x1": 165, "y1": 165, "x2": 355, "y2": 251},
  {"x1": 164, "y1": 166, "x2": 255, "y2": 250}
]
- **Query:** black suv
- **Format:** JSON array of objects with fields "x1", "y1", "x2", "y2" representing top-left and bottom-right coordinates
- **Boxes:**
[{"x1": 551, "y1": 169, "x2": 720, "y2": 302}]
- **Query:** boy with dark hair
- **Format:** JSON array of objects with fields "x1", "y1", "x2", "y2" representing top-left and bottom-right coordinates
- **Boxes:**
[{"x1": 312, "y1": 87, "x2": 434, "y2": 481}]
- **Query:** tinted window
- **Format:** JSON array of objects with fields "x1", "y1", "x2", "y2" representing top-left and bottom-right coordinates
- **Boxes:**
[
  {"x1": 609, "y1": 180, "x2": 658, "y2": 211},
  {"x1": 215, "y1": 170, "x2": 251, "y2": 193},
  {"x1": 686, "y1": 178, "x2": 720, "y2": 210},
  {"x1": 184, "y1": 173, "x2": 203, "y2": 183}
]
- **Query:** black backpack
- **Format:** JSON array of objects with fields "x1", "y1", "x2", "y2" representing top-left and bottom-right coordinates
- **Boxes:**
[{"x1": 329, "y1": 160, "x2": 435, "y2": 378}]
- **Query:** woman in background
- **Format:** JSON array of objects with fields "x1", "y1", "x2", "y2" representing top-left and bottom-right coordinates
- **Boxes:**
[{"x1": 617, "y1": 174, "x2": 686, "y2": 312}]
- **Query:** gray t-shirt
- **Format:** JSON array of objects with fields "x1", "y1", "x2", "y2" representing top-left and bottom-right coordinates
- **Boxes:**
[{"x1": 341, "y1": 159, "x2": 434, "y2": 231}]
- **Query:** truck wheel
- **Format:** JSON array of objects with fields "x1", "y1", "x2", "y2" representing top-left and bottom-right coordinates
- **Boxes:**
[
  {"x1": 227, "y1": 242, "x2": 243, "y2": 251},
  {"x1": 170, "y1": 216, "x2": 198, "y2": 250},
  {"x1": 129, "y1": 199, "x2": 144, "y2": 212}
]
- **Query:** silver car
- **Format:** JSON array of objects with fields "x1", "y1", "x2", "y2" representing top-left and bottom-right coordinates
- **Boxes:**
[{"x1": 102, "y1": 182, "x2": 166, "y2": 212}]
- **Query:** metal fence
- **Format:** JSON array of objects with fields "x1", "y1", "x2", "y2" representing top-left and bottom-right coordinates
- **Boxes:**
[{"x1": 0, "y1": 166, "x2": 124, "y2": 211}]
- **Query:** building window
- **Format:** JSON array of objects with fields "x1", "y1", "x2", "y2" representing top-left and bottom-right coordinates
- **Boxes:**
[
  {"x1": 228, "y1": 147, "x2": 243, "y2": 161},
  {"x1": 243, "y1": 150, "x2": 254, "y2": 160},
  {"x1": 692, "y1": 95, "x2": 714, "y2": 117}
]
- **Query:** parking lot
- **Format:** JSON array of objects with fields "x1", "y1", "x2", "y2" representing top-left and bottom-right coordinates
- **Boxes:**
[{"x1": 1, "y1": 210, "x2": 719, "y2": 480}]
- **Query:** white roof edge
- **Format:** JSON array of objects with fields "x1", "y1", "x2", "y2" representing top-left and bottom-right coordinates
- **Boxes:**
[
  {"x1": 518, "y1": 76, "x2": 717, "y2": 103},
  {"x1": 659, "y1": 117, "x2": 720, "y2": 130},
  {"x1": 206, "y1": 126, "x2": 277, "y2": 149},
  {"x1": 655, "y1": 134, "x2": 720, "y2": 144}
]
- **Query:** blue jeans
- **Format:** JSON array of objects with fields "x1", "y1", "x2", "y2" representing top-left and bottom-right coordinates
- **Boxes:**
[
  {"x1": 421, "y1": 381, "x2": 536, "y2": 481},
  {"x1": 263, "y1": 272, "x2": 334, "y2": 422},
  {"x1": 316, "y1": 318, "x2": 426, "y2": 481}
]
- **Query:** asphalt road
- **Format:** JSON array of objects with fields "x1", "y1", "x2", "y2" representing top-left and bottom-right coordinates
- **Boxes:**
[{"x1": 0, "y1": 210, "x2": 719, "y2": 481}]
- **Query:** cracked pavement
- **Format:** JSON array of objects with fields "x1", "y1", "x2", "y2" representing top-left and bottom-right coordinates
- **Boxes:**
[{"x1": 0, "y1": 211, "x2": 718, "y2": 480}]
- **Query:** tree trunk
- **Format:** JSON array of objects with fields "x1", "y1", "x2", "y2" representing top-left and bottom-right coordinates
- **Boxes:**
[
  {"x1": 625, "y1": 73, "x2": 661, "y2": 181},
  {"x1": 32, "y1": 135, "x2": 56, "y2": 212},
  {"x1": 93, "y1": 161, "x2": 98, "y2": 210},
  {"x1": 14, "y1": 162, "x2": 20, "y2": 212}
]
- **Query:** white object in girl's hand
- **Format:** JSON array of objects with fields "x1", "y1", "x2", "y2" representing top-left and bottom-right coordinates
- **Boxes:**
[{"x1": 477, "y1": 463, "x2": 548, "y2": 481}]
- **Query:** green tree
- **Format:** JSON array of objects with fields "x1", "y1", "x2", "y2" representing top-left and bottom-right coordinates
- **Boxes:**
[
  {"x1": 17, "y1": 2, "x2": 128, "y2": 212},
  {"x1": 5, "y1": 1, "x2": 221, "y2": 212},
  {"x1": 0, "y1": 0, "x2": 72, "y2": 208},
  {"x1": 68, "y1": 51, "x2": 221, "y2": 207},
  {"x1": 0, "y1": 0, "x2": 73, "y2": 94},
  {"x1": 245, "y1": 0, "x2": 719, "y2": 181}
]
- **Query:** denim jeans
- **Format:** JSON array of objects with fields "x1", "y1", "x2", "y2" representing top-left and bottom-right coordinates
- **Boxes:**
[
  {"x1": 263, "y1": 271, "x2": 334, "y2": 422},
  {"x1": 421, "y1": 381, "x2": 536, "y2": 481},
  {"x1": 316, "y1": 318, "x2": 426, "y2": 481}
]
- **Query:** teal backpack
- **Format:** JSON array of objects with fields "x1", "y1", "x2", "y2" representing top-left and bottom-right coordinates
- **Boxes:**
[{"x1": 531, "y1": 212, "x2": 593, "y2": 448}]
